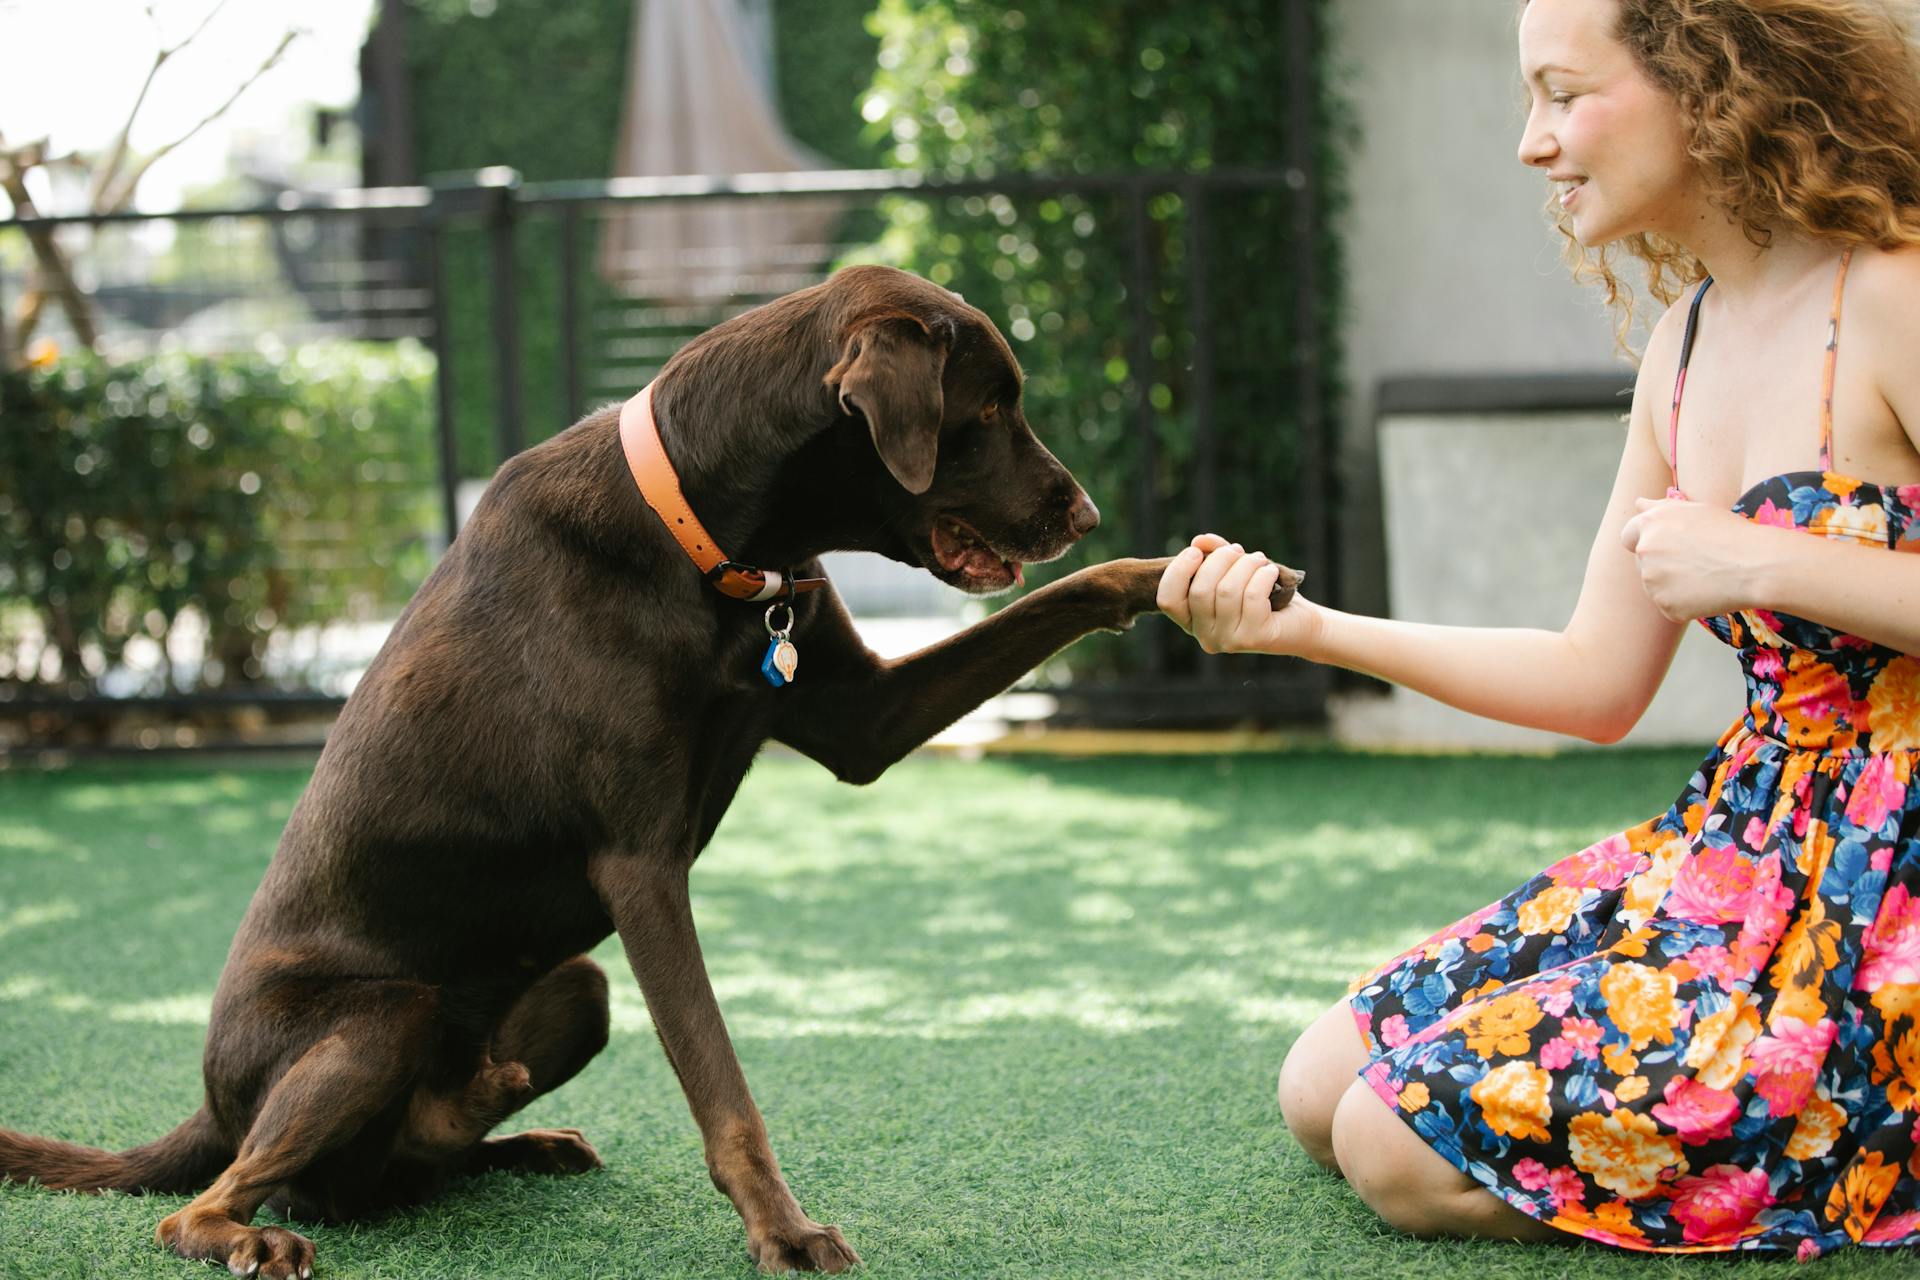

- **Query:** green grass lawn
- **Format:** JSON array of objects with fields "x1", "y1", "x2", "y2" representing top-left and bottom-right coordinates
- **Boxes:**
[{"x1": 2, "y1": 748, "x2": 1913, "y2": 1278}]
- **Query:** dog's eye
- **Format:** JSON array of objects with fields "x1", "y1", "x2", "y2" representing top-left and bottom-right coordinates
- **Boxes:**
[{"x1": 981, "y1": 404, "x2": 1000, "y2": 423}]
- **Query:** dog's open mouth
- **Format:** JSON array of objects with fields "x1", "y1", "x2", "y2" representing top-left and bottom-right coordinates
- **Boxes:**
[{"x1": 930, "y1": 516, "x2": 1024, "y2": 592}]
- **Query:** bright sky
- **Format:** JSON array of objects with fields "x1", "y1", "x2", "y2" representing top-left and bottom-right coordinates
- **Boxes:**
[{"x1": 0, "y1": 0, "x2": 377, "y2": 213}]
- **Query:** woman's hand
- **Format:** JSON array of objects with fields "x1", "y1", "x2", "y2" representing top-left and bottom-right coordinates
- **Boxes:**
[
  {"x1": 1619, "y1": 496, "x2": 1775, "y2": 620},
  {"x1": 1157, "y1": 534, "x2": 1324, "y2": 657}
]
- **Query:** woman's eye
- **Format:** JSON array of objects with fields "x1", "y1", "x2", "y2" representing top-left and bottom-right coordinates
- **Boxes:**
[{"x1": 1552, "y1": 92, "x2": 1575, "y2": 107}]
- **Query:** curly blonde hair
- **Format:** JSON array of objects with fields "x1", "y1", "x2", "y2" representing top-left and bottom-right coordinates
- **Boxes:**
[{"x1": 1536, "y1": 0, "x2": 1920, "y2": 354}]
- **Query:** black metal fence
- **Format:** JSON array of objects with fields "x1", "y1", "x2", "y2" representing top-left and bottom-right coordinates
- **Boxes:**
[{"x1": 1, "y1": 166, "x2": 1330, "y2": 746}]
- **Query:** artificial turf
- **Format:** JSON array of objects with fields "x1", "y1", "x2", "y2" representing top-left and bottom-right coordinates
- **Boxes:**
[{"x1": 1, "y1": 748, "x2": 1914, "y2": 1278}]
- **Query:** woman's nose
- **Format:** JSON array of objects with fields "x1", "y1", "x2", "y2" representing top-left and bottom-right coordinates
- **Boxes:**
[{"x1": 1517, "y1": 107, "x2": 1556, "y2": 167}]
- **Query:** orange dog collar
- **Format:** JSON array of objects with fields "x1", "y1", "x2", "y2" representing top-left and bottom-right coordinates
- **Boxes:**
[{"x1": 619, "y1": 382, "x2": 828, "y2": 602}]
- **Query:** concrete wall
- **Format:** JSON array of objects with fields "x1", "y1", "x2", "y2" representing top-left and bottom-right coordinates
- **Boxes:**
[
  {"x1": 1332, "y1": 409, "x2": 1746, "y2": 751},
  {"x1": 1331, "y1": 0, "x2": 1626, "y2": 620}
]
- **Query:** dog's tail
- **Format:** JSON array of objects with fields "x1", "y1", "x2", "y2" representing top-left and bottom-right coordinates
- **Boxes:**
[{"x1": 0, "y1": 1107, "x2": 230, "y2": 1194}]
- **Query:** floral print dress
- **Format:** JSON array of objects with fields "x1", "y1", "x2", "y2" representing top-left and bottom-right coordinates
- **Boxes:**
[{"x1": 1349, "y1": 251, "x2": 1920, "y2": 1258}]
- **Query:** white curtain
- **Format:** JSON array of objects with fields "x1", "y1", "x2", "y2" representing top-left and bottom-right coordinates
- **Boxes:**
[{"x1": 596, "y1": 0, "x2": 847, "y2": 302}]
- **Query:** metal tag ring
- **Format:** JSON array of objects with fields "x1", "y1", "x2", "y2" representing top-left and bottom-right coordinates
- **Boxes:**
[{"x1": 764, "y1": 602, "x2": 794, "y2": 637}]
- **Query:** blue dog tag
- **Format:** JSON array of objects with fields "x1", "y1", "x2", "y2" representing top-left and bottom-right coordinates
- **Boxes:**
[{"x1": 760, "y1": 637, "x2": 798, "y2": 688}]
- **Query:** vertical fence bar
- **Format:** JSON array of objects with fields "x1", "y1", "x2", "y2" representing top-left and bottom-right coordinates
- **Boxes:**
[
  {"x1": 1183, "y1": 180, "x2": 1217, "y2": 538},
  {"x1": 1182, "y1": 179, "x2": 1220, "y2": 685},
  {"x1": 424, "y1": 212, "x2": 462, "y2": 547},
  {"x1": 482, "y1": 167, "x2": 524, "y2": 462},
  {"x1": 559, "y1": 201, "x2": 583, "y2": 423},
  {"x1": 1286, "y1": 0, "x2": 1328, "y2": 607},
  {"x1": 0, "y1": 242, "x2": 11, "y2": 365},
  {"x1": 1126, "y1": 181, "x2": 1166, "y2": 676}
]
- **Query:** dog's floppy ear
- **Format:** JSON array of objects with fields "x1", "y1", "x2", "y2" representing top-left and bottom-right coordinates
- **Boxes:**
[{"x1": 826, "y1": 311, "x2": 950, "y2": 494}]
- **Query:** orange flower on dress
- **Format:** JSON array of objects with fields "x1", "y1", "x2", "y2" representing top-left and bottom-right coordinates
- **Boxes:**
[
  {"x1": 1869, "y1": 1020, "x2": 1920, "y2": 1112},
  {"x1": 1810, "y1": 499, "x2": 1889, "y2": 544},
  {"x1": 1615, "y1": 1075, "x2": 1650, "y2": 1102},
  {"x1": 1865, "y1": 657, "x2": 1920, "y2": 749},
  {"x1": 1786, "y1": 1087, "x2": 1847, "y2": 1161},
  {"x1": 1470, "y1": 1060, "x2": 1555, "y2": 1143},
  {"x1": 1518, "y1": 884, "x2": 1586, "y2": 936},
  {"x1": 1398, "y1": 1081, "x2": 1431, "y2": 1112},
  {"x1": 1768, "y1": 895, "x2": 1839, "y2": 1016},
  {"x1": 1871, "y1": 983, "x2": 1920, "y2": 1027},
  {"x1": 1683, "y1": 995, "x2": 1762, "y2": 1089},
  {"x1": 1775, "y1": 656, "x2": 1851, "y2": 745},
  {"x1": 1825, "y1": 1149, "x2": 1900, "y2": 1242},
  {"x1": 1551, "y1": 1198, "x2": 1647, "y2": 1243},
  {"x1": 1459, "y1": 990, "x2": 1546, "y2": 1059},
  {"x1": 1600, "y1": 963, "x2": 1680, "y2": 1052},
  {"x1": 1568, "y1": 1109, "x2": 1685, "y2": 1199},
  {"x1": 1602, "y1": 1043, "x2": 1640, "y2": 1077}
]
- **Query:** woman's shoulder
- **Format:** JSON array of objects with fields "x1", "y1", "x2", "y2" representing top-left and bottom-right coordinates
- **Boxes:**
[
  {"x1": 1845, "y1": 244, "x2": 1920, "y2": 436},
  {"x1": 1845, "y1": 243, "x2": 1920, "y2": 331}
]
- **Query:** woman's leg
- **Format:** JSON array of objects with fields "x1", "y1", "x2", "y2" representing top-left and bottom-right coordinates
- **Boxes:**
[
  {"x1": 1330, "y1": 1079, "x2": 1562, "y2": 1242},
  {"x1": 1276, "y1": 1001, "x2": 1369, "y2": 1172}
]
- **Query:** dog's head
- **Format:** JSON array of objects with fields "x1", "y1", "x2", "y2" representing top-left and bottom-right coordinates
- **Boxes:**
[{"x1": 820, "y1": 267, "x2": 1098, "y2": 594}]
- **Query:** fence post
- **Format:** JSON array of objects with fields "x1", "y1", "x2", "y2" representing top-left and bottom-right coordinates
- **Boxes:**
[
  {"x1": 560, "y1": 201, "x2": 583, "y2": 423},
  {"x1": 1286, "y1": 0, "x2": 1329, "y2": 607},
  {"x1": 424, "y1": 192, "x2": 461, "y2": 546},
  {"x1": 0, "y1": 244, "x2": 11, "y2": 366},
  {"x1": 1181, "y1": 178, "x2": 1220, "y2": 685},
  {"x1": 1126, "y1": 182, "x2": 1166, "y2": 676},
  {"x1": 479, "y1": 166, "x2": 525, "y2": 463}
]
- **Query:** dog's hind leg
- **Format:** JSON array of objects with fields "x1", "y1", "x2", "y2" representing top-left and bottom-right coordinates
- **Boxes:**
[
  {"x1": 465, "y1": 954, "x2": 610, "y2": 1176},
  {"x1": 156, "y1": 981, "x2": 439, "y2": 1280}
]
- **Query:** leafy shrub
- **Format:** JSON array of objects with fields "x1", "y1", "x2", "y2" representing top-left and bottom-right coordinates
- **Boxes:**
[{"x1": 0, "y1": 343, "x2": 438, "y2": 695}]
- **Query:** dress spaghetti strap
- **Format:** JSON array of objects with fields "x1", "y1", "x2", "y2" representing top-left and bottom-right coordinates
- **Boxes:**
[
  {"x1": 1819, "y1": 248, "x2": 1854, "y2": 471},
  {"x1": 1666, "y1": 279, "x2": 1713, "y2": 499}
]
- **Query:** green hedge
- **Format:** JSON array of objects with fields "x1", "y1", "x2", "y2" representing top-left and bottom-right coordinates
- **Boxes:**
[
  {"x1": 0, "y1": 344, "x2": 438, "y2": 695},
  {"x1": 854, "y1": 0, "x2": 1348, "y2": 674},
  {"x1": 403, "y1": 0, "x2": 881, "y2": 475}
]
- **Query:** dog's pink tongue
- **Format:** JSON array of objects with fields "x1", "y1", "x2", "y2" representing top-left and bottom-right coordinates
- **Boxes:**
[
  {"x1": 955, "y1": 546, "x2": 1001, "y2": 576},
  {"x1": 1013, "y1": 563, "x2": 1024, "y2": 586}
]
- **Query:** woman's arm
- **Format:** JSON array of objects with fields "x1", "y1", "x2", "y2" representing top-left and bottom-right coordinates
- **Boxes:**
[{"x1": 1159, "y1": 308, "x2": 1694, "y2": 744}]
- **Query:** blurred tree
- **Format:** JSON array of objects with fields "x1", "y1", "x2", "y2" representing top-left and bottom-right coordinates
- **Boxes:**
[{"x1": 0, "y1": 0, "x2": 299, "y2": 367}]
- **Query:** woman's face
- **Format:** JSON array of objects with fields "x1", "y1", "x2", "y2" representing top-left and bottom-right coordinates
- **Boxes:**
[{"x1": 1517, "y1": 0, "x2": 1696, "y2": 245}]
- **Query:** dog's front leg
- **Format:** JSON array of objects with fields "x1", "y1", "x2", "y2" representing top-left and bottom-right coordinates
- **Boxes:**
[
  {"x1": 587, "y1": 855, "x2": 859, "y2": 1274},
  {"x1": 775, "y1": 555, "x2": 1300, "y2": 783}
]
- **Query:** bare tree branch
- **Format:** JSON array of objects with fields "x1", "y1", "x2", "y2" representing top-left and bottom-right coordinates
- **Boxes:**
[
  {"x1": 161, "y1": 0, "x2": 237, "y2": 59},
  {"x1": 101, "y1": 26, "x2": 301, "y2": 213},
  {"x1": 89, "y1": 0, "x2": 266, "y2": 211},
  {"x1": 0, "y1": 148, "x2": 98, "y2": 353},
  {"x1": 86, "y1": 45, "x2": 169, "y2": 208}
]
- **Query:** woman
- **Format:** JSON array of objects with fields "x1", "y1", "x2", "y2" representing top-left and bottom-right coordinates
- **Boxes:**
[{"x1": 1158, "y1": 0, "x2": 1920, "y2": 1257}]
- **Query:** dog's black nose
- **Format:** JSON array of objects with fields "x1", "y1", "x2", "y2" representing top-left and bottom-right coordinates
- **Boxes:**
[{"x1": 1066, "y1": 491, "x2": 1100, "y2": 536}]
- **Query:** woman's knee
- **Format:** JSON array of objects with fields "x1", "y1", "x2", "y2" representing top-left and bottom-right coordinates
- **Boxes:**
[
  {"x1": 1277, "y1": 1002, "x2": 1367, "y2": 1170},
  {"x1": 1330, "y1": 1080, "x2": 1543, "y2": 1240},
  {"x1": 1331, "y1": 1080, "x2": 1450, "y2": 1233}
]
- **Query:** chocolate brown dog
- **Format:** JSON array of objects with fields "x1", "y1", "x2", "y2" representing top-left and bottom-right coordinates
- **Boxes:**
[{"x1": 0, "y1": 265, "x2": 1300, "y2": 1276}]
